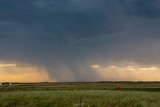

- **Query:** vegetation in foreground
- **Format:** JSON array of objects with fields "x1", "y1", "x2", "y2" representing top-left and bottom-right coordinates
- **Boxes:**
[
  {"x1": 0, "y1": 90, "x2": 159, "y2": 107},
  {"x1": 0, "y1": 82, "x2": 160, "y2": 107},
  {"x1": 0, "y1": 82, "x2": 160, "y2": 91}
]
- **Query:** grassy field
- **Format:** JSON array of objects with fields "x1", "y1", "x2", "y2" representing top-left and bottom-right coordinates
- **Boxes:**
[
  {"x1": 0, "y1": 90, "x2": 160, "y2": 107},
  {"x1": 0, "y1": 82, "x2": 160, "y2": 91},
  {"x1": 0, "y1": 82, "x2": 160, "y2": 107}
]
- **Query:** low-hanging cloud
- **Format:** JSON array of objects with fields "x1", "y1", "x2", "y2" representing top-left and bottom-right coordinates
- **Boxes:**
[{"x1": 0, "y1": 0, "x2": 160, "y2": 81}]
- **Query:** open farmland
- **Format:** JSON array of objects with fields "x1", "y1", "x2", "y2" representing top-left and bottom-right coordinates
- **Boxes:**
[
  {"x1": 0, "y1": 82, "x2": 160, "y2": 91},
  {"x1": 0, "y1": 82, "x2": 160, "y2": 107},
  {"x1": 0, "y1": 90, "x2": 159, "y2": 107}
]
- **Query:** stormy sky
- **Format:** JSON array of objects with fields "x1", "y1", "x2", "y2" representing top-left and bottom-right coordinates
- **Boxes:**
[{"x1": 0, "y1": 0, "x2": 160, "y2": 82}]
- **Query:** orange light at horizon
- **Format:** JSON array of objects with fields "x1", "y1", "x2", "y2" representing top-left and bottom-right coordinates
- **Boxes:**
[
  {"x1": 0, "y1": 64, "x2": 51, "y2": 82},
  {"x1": 0, "y1": 64, "x2": 16, "y2": 67},
  {"x1": 90, "y1": 63, "x2": 160, "y2": 81}
]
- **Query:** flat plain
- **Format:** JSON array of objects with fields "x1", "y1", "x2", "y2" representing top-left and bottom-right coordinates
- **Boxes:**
[{"x1": 0, "y1": 82, "x2": 160, "y2": 107}]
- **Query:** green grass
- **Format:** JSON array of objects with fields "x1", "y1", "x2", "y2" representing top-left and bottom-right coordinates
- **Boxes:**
[
  {"x1": 0, "y1": 82, "x2": 160, "y2": 107},
  {"x1": 1, "y1": 82, "x2": 160, "y2": 91},
  {"x1": 0, "y1": 90, "x2": 159, "y2": 107}
]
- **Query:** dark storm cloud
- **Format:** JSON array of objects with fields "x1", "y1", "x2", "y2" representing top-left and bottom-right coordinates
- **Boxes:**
[
  {"x1": 0, "y1": 0, "x2": 126, "y2": 40},
  {"x1": 0, "y1": 0, "x2": 160, "y2": 81},
  {"x1": 131, "y1": 0, "x2": 160, "y2": 18}
]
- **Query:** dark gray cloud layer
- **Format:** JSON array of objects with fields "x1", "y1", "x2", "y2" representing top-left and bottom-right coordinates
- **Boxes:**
[{"x1": 0, "y1": 0, "x2": 160, "y2": 81}]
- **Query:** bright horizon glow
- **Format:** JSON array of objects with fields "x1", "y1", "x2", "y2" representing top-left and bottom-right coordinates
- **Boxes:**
[
  {"x1": 1, "y1": 63, "x2": 160, "y2": 82},
  {"x1": 90, "y1": 63, "x2": 160, "y2": 81},
  {"x1": 0, "y1": 64, "x2": 51, "y2": 82},
  {"x1": 0, "y1": 64, "x2": 16, "y2": 67}
]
